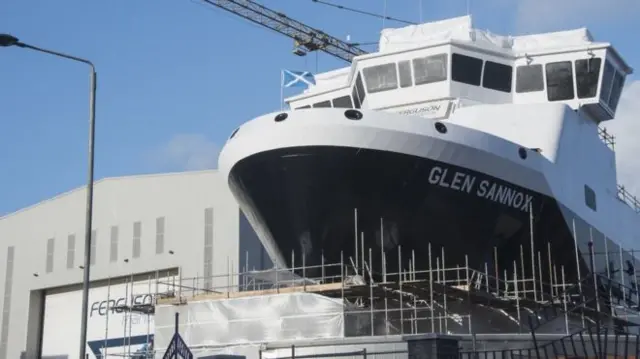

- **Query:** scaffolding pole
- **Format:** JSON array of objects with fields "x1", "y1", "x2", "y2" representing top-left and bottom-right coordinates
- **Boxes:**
[
  {"x1": 380, "y1": 217, "x2": 385, "y2": 282},
  {"x1": 354, "y1": 208, "x2": 358, "y2": 276},
  {"x1": 529, "y1": 201, "x2": 537, "y2": 302}
]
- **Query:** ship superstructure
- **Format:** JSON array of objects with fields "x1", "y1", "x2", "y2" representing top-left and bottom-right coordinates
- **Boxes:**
[{"x1": 218, "y1": 15, "x2": 639, "y2": 333}]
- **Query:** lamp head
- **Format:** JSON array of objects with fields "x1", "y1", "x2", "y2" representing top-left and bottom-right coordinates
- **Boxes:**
[{"x1": 0, "y1": 34, "x2": 20, "y2": 47}]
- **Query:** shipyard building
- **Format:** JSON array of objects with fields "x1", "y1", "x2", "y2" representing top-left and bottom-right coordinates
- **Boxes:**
[{"x1": 0, "y1": 170, "x2": 270, "y2": 359}]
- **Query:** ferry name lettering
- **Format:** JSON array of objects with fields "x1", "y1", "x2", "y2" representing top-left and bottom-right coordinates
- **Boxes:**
[{"x1": 428, "y1": 166, "x2": 533, "y2": 212}]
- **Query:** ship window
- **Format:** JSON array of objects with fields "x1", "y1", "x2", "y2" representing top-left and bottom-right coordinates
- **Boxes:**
[
  {"x1": 584, "y1": 185, "x2": 597, "y2": 211},
  {"x1": 546, "y1": 61, "x2": 575, "y2": 101},
  {"x1": 413, "y1": 54, "x2": 448, "y2": 85},
  {"x1": 296, "y1": 105, "x2": 311, "y2": 109},
  {"x1": 609, "y1": 71, "x2": 625, "y2": 112},
  {"x1": 482, "y1": 61, "x2": 513, "y2": 93},
  {"x1": 600, "y1": 61, "x2": 615, "y2": 105},
  {"x1": 312, "y1": 100, "x2": 331, "y2": 108},
  {"x1": 398, "y1": 60, "x2": 413, "y2": 88},
  {"x1": 332, "y1": 95, "x2": 353, "y2": 108},
  {"x1": 599, "y1": 61, "x2": 626, "y2": 112},
  {"x1": 516, "y1": 65, "x2": 544, "y2": 93},
  {"x1": 363, "y1": 63, "x2": 398, "y2": 93},
  {"x1": 452, "y1": 53, "x2": 483, "y2": 86},
  {"x1": 575, "y1": 57, "x2": 601, "y2": 99},
  {"x1": 354, "y1": 72, "x2": 366, "y2": 105}
]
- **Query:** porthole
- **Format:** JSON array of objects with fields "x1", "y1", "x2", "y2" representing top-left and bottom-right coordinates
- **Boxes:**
[
  {"x1": 518, "y1": 147, "x2": 527, "y2": 160},
  {"x1": 275, "y1": 113, "x2": 288, "y2": 122},
  {"x1": 434, "y1": 122, "x2": 447, "y2": 134},
  {"x1": 344, "y1": 109, "x2": 363, "y2": 120},
  {"x1": 229, "y1": 127, "x2": 240, "y2": 139}
]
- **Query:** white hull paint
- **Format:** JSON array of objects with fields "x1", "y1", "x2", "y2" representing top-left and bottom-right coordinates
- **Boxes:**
[{"x1": 219, "y1": 107, "x2": 638, "y2": 253}]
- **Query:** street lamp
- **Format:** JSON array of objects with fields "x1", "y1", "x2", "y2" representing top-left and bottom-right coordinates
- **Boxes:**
[{"x1": 0, "y1": 33, "x2": 97, "y2": 359}]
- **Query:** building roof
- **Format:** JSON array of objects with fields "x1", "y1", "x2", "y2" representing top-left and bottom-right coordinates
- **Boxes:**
[{"x1": 0, "y1": 169, "x2": 218, "y2": 221}]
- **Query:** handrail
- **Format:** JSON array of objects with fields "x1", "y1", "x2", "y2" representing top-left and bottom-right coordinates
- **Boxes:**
[
  {"x1": 617, "y1": 185, "x2": 640, "y2": 213},
  {"x1": 598, "y1": 126, "x2": 616, "y2": 150}
]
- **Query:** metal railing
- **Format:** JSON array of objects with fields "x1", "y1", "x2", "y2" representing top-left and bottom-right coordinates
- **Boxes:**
[
  {"x1": 598, "y1": 126, "x2": 616, "y2": 150},
  {"x1": 261, "y1": 329, "x2": 640, "y2": 359},
  {"x1": 617, "y1": 185, "x2": 640, "y2": 213}
]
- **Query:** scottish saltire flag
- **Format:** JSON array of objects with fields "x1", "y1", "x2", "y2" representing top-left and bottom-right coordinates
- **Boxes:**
[{"x1": 282, "y1": 69, "x2": 316, "y2": 88}]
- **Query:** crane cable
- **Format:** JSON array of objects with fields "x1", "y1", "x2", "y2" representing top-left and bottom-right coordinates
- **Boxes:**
[{"x1": 310, "y1": 0, "x2": 416, "y2": 25}]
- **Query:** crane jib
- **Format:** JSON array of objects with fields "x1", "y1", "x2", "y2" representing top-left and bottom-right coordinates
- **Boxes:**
[{"x1": 199, "y1": 0, "x2": 369, "y2": 62}]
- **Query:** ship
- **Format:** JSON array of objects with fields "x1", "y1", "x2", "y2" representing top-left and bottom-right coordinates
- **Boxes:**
[{"x1": 218, "y1": 15, "x2": 638, "y2": 328}]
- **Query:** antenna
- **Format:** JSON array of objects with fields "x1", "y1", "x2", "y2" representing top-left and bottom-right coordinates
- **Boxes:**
[{"x1": 382, "y1": 0, "x2": 387, "y2": 28}]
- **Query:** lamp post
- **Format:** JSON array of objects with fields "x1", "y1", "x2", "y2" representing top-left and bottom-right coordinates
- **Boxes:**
[{"x1": 0, "y1": 33, "x2": 97, "y2": 359}]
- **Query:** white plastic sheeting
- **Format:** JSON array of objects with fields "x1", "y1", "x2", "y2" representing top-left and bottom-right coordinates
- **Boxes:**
[
  {"x1": 379, "y1": 16, "x2": 475, "y2": 53},
  {"x1": 305, "y1": 67, "x2": 352, "y2": 94},
  {"x1": 154, "y1": 292, "x2": 346, "y2": 355},
  {"x1": 378, "y1": 14, "x2": 599, "y2": 55}
]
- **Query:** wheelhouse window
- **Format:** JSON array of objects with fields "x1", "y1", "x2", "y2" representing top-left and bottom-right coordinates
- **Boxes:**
[
  {"x1": 482, "y1": 61, "x2": 513, "y2": 93},
  {"x1": 352, "y1": 72, "x2": 366, "y2": 108},
  {"x1": 296, "y1": 105, "x2": 311, "y2": 109},
  {"x1": 599, "y1": 61, "x2": 625, "y2": 112},
  {"x1": 332, "y1": 95, "x2": 353, "y2": 108},
  {"x1": 363, "y1": 63, "x2": 398, "y2": 93},
  {"x1": 516, "y1": 64, "x2": 544, "y2": 93},
  {"x1": 546, "y1": 61, "x2": 574, "y2": 101},
  {"x1": 398, "y1": 60, "x2": 413, "y2": 88},
  {"x1": 575, "y1": 57, "x2": 601, "y2": 99},
  {"x1": 608, "y1": 71, "x2": 625, "y2": 112},
  {"x1": 600, "y1": 61, "x2": 615, "y2": 104},
  {"x1": 413, "y1": 54, "x2": 448, "y2": 85},
  {"x1": 452, "y1": 53, "x2": 483, "y2": 86},
  {"x1": 312, "y1": 100, "x2": 331, "y2": 108}
]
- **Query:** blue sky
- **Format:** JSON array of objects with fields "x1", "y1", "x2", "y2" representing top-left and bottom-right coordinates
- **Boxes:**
[{"x1": 1, "y1": 0, "x2": 639, "y2": 215}]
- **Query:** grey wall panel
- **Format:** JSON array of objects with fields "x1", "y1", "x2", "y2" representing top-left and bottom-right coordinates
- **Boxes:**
[
  {"x1": 133, "y1": 221, "x2": 141, "y2": 258},
  {"x1": 110, "y1": 226, "x2": 119, "y2": 263},
  {"x1": 204, "y1": 207, "x2": 214, "y2": 290},
  {"x1": 90, "y1": 230, "x2": 97, "y2": 266},
  {"x1": 156, "y1": 217, "x2": 165, "y2": 254},
  {"x1": 0, "y1": 246, "x2": 15, "y2": 359},
  {"x1": 66, "y1": 235, "x2": 75, "y2": 270},
  {"x1": 46, "y1": 238, "x2": 55, "y2": 274}
]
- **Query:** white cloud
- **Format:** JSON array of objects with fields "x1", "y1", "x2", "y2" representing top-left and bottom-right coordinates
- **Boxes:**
[
  {"x1": 602, "y1": 81, "x2": 640, "y2": 195},
  {"x1": 149, "y1": 133, "x2": 220, "y2": 171}
]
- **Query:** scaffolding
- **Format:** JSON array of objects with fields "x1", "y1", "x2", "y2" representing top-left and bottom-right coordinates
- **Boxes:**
[
  {"x1": 85, "y1": 211, "x2": 640, "y2": 357},
  {"x1": 155, "y1": 241, "x2": 640, "y2": 346}
]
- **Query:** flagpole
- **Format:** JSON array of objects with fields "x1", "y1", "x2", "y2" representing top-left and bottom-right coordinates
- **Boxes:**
[{"x1": 280, "y1": 69, "x2": 284, "y2": 111}]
